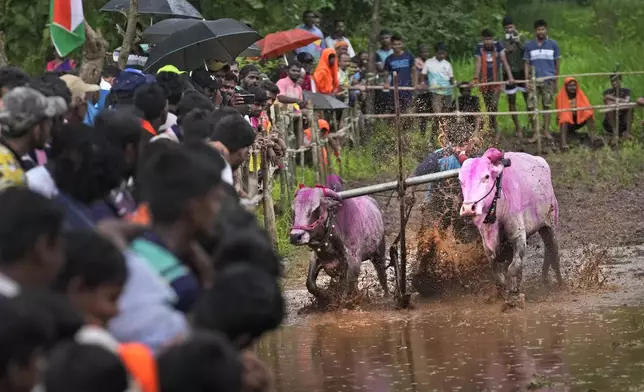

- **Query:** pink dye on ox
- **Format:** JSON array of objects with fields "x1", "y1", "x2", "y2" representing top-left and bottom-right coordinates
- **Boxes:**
[
  {"x1": 290, "y1": 184, "x2": 388, "y2": 299},
  {"x1": 458, "y1": 148, "x2": 562, "y2": 302}
]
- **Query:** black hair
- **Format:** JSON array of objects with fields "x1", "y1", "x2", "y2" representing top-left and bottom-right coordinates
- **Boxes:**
[
  {"x1": 44, "y1": 342, "x2": 129, "y2": 392},
  {"x1": 390, "y1": 34, "x2": 403, "y2": 42},
  {"x1": 53, "y1": 230, "x2": 127, "y2": 292},
  {"x1": 481, "y1": 29, "x2": 494, "y2": 38},
  {"x1": 138, "y1": 144, "x2": 222, "y2": 224},
  {"x1": 247, "y1": 86, "x2": 268, "y2": 103},
  {"x1": 379, "y1": 29, "x2": 391, "y2": 37},
  {"x1": 296, "y1": 52, "x2": 314, "y2": 64},
  {"x1": 260, "y1": 80, "x2": 280, "y2": 96},
  {"x1": 435, "y1": 41, "x2": 448, "y2": 52},
  {"x1": 29, "y1": 74, "x2": 72, "y2": 105},
  {"x1": 239, "y1": 64, "x2": 260, "y2": 81},
  {"x1": 210, "y1": 107, "x2": 241, "y2": 131},
  {"x1": 212, "y1": 227, "x2": 281, "y2": 277},
  {"x1": 94, "y1": 107, "x2": 143, "y2": 151},
  {"x1": 0, "y1": 188, "x2": 63, "y2": 265},
  {"x1": 194, "y1": 264, "x2": 284, "y2": 349},
  {"x1": 156, "y1": 71, "x2": 186, "y2": 106},
  {"x1": 0, "y1": 296, "x2": 53, "y2": 382},
  {"x1": 288, "y1": 61, "x2": 303, "y2": 71},
  {"x1": 157, "y1": 331, "x2": 243, "y2": 392},
  {"x1": 134, "y1": 83, "x2": 167, "y2": 122},
  {"x1": 101, "y1": 65, "x2": 121, "y2": 79},
  {"x1": 534, "y1": 19, "x2": 547, "y2": 29},
  {"x1": 0, "y1": 66, "x2": 29, "y2": 92},
  {"x1": 211, "y1": 113, "x2": 256, "y2": 154},
  {"x1": 176, "y1": 91, "x2": 215, "y2": 125},
  {"x1": 50, "y1": 123, "x2": 124, "y2": 205},
  {"x1": 502, "y1": 16, "x2": 513, "y2": 27},
  {"x1": 182, "y1": 109, "x2": 215, "y2": 143},
  {"x1": 223, "y1": 72, "x2": 238, "y2": 83},
  {"x1": 334, "y1": 19, "x2": 344, "y2": 26},
  {"x1": 302, "y1": 10, "x2": 316, "y2": 18}
]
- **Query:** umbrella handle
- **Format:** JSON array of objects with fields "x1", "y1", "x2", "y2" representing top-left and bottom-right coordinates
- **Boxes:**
[{"x1": 283, "y1": 54, "x2": 288, "y2": 66}]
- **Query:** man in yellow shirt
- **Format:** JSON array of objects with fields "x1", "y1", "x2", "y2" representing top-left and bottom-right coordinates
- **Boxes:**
[{"x1": 0, "y1": 87, "x2": 67, "y2": 189}]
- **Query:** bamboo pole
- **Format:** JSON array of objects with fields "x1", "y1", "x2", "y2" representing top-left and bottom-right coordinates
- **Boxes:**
[
  {"x1": 336, "y1": 169, "x2": 460, "y2": 199},
  {"x1": 393, "y1": 72, "x2": 409, "y2": 309},
  {"x1": 311, "y1": 112, "x2": 327, "y2": 181},
  {"x1": 350, "y1": 69, "x2": 644, "y2": 91},
  {"x1": 262, "y1": 150, "x2": 278, "y2": 251},
  {"x1": 307, "y1": 105, "x2": 321, "y2": 184},
  {"x1": 614, "y1": 64, "x2": 620, "y2": 147},
  {"x1": 532, "y1": 66, "x2": 542, "y2": 155},
  {"x1": 364, "y1": 102, "x2": 637, "y2": 119}
]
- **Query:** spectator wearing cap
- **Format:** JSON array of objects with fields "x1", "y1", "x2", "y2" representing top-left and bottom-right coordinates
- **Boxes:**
[
  {"x1": 106, "y1": 68, "x2": 155, "y2": 108},
  {"x1": 190, "y1": 68, "x2": 223, "y2": 107},
  {"x1": 59, "y1": 74, "x2": 100, "y2": 125},
  {"x1": 0, "y1": 87, "x2": 67, "y2": 189}
]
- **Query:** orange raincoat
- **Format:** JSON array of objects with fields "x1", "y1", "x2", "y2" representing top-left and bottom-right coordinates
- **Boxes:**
[
  {"x1": 555, "y1": 77, "x2": 594, "y2": 127},
  {"x1": 312, "y1": 48, "x2": 339, "y2": 94}
]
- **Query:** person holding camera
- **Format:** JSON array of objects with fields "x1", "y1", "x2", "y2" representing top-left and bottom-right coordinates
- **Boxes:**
[{"x1": 501, "y1": 16, "x2": 529, "y2": 137}]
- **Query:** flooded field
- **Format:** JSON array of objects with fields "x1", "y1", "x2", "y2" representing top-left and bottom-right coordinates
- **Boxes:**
[
  {"x1": 258, "y1": 304, "x2": 644, "y2": 391},
  {"x1": 260, "y1": 245, "x2": 644, "y2": 391}
]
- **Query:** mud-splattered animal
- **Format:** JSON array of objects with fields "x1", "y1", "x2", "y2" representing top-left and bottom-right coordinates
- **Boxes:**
[
  {"x1": 459, "y1": 148, "x2": 562, "y2": 306},
  {"x1": 289, "y1": 181, "x2": 388, "y2": 302}
]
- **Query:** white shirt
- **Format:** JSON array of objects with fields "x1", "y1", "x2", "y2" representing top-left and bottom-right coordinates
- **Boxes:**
[
  {"x1": 26, "y1": 166, "x2": 58, "y2": 198},
  {"x1": 324, "y1": 36, "x2": 356, "y2": 57},
  {"x1": 0, "y1": 271, "x2": 19, "y2": 297},
  {"x1": 421, "y1": 57, "x2": 454, "y2": 96}
]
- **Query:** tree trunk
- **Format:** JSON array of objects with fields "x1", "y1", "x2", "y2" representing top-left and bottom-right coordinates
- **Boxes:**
[
  {"x1": 79, "y1": 22, "x2": 108, "y2": 84},
  {"x1": 118, "y1": 0, "x2": 139, "y2": 69},
  {"x1": 0, "y1": 32, "x2": 8, "y2": 67},
  {"x1": 365, "y1": 0, "x2": 380, "y2": 116}
]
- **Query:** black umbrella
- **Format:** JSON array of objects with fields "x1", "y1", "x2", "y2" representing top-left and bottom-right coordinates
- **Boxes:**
[
  {"x1": 303, "y1": 91, "x2": 349, "y2": 110},
  {"x1": 142, "y1": 19, "x2": 261, "y2": 72},
  {"x1": 142, "y1": 18, "x2": 201, "y2": 44},
  {"x1": 239, "y1": 43, "x2": 261, "y2": 58},
  {"x1": 100, "y1": 0, "x2": 203, "y2": 19}
]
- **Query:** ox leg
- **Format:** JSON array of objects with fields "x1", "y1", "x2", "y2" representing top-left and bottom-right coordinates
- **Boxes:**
[
  {"x1": 539, "y1": 226, "x2": 563, "y2": 285},
  {"x1": 306, "y1": 253, "x2": 323, "y2": 298},
  {"x1": 508, "y1": 232, "x2": 527, "y2": 301},
  {"x1": 344, "y1": 259, "x2": 361, "y2": 301},
  {"x1": 486, "y1": 246, "x2": 506, "y2": 297},
  {"x1": 372, "y1": 239, "x2": 389, "y2": 296}
]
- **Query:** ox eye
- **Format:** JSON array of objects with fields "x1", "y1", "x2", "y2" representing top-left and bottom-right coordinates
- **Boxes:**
[
  {"x1": 484, "y1": 174, "x2": 490, "y2": 180},
  {"x1": 311, "y1": 207, "x2": 320, "y2": 219}
]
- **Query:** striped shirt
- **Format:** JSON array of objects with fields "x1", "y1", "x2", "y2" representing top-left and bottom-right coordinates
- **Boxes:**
[{"x1": 523, "y1": 38, "x2": 561, "y2": 78}]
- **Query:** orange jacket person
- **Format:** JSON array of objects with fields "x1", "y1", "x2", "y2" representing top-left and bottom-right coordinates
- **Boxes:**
[
  {"x1": 555, "y1": 77, "x2": 603, "y2": 150},
  {"x1": 313, "y1": 48, "x2": 339, "y2": 94}
]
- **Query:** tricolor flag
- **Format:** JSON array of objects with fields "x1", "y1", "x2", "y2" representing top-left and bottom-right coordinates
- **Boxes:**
[{"x1": 50, "y1": 0, "x2": 85, "y2": 57}]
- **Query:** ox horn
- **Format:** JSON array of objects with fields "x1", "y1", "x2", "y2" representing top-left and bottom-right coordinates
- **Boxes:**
[{"x1": 323, "y1": 188, "x2": 342, "y2": 201}]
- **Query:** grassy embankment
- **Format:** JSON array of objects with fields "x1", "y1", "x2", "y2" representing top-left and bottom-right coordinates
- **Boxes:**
[{"x1": 260, "y1": 3, "x2": 644, "y2": 283}]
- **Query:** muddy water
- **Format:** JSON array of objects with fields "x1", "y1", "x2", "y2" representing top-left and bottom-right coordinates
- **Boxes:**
[{"x1": 258, "y1": 303, "x2": 644, "y2": 391}]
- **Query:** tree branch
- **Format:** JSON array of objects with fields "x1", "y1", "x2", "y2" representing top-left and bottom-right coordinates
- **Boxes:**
[
  {"x1": 0, "y1": 31, "x2": 8, "y2": 67},
  {"x1": 79, "y1": 21, "x2": 109, "y2": 84},
  {"x1": 118, "y1": 0, "x2": 139, "y2": 69}
]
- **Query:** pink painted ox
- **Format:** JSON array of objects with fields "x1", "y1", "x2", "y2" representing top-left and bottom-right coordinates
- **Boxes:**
[
  {"x1": 289, "y1": 183, "x2": 387, "y2": 300},
  {"x1": 458, "y1": 148, "x2": 562, "y2": 302}
]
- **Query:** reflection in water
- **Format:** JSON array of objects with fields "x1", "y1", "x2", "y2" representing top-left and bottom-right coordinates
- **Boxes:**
[{"x1": 257, "y1": 305, "x2": 644, "y2": 391}]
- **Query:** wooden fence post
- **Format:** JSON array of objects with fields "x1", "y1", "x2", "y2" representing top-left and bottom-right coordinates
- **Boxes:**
[
  {"x1": 307, "y1": 105, "x2": 321, "y2": 184},
  {"x1": 262, "y1": 150, "x2": 278, "y2": 251},
  {"x1": 614, "y1": 64, "x2": 620, "y2": 147},
  {"x1": 532, "y1": 66, "x2": 542, "y2": 156}
]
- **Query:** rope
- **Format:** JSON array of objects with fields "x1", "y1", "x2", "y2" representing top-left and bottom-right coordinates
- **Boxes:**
[
  {"x1": 350, "y1": 70, "x2": 644, "y2": 91},
  {"x1": 365, "y1": 102, "x2": 639, "y2": 119}
]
